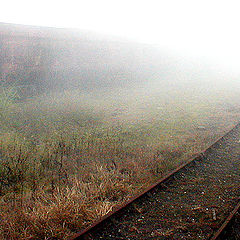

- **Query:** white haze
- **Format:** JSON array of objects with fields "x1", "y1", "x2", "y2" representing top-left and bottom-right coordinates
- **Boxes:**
[{"x1": 1, "y1": 0, "x2": 240, "y2": 75}]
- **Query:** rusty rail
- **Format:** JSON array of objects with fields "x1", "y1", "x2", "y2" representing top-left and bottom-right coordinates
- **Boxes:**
[
  {"x1": 210, "y1": 201, "x2": 240, "y2": 240},
  {"x1": 70, "y1": 122, "x2": 239, "y2": 240}
]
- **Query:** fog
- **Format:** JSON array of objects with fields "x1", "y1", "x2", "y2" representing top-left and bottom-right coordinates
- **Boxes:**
[
  {"x1": 2, "y1": 0, "x2": 240, "y2": 76},
  {"x1": 1, "y1": 22, "x2": 239, "y2": 93},
  {"x1": 1, "y1": 22, "x2": 239, "y2": 135},
  {"x1": 1, "y1": 6, "x2": 240, "y2": 239}
]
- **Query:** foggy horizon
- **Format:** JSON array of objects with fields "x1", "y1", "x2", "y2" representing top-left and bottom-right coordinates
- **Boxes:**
[
  {"x1": 0, "y1": 4, "x2": 240, "y2": 239},
  {"x1": 1, "y1": 0, "x2": 240, "y2": 75}
]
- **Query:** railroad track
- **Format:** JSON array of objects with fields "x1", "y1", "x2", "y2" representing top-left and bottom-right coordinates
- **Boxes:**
[{"x1": 70, "y1": 123, "x2": 240, "y2": 240}]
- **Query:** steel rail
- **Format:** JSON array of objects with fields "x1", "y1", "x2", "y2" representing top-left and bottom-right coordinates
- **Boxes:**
[
  {"x1": 70, "y1": 122, "x2": 239, "y2": 240},
  {"x1": 210, "y1": 201, "x2": 240, "y2": 240}
]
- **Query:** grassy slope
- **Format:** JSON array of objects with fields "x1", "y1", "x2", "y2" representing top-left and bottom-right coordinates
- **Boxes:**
[{"x1": 0, "y1": 82, "x2": 239, "y2": 239}]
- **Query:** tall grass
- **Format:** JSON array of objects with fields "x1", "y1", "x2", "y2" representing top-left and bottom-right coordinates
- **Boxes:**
[{"x1": 0, "y1": 86, "x2": 239, "y2": 239}]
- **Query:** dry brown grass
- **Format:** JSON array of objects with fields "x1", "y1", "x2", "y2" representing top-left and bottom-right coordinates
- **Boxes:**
[
  {"x1": 0, "y1": 128, "x2": 188, "y2": 239},
  {"x1": 0, "y1": 134, "x2": 227, "y2": 239},
  {"x1": 0, "y1": 163, "x2": 139, "y2": 240},
  {"x1": 0, "y1": 84, "x2": 239, "y2": 239}
]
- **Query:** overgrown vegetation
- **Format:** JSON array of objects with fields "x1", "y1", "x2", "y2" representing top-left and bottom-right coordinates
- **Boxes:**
[{"x1": 0, "y1": 84, "x2": 239, "y2": 239}]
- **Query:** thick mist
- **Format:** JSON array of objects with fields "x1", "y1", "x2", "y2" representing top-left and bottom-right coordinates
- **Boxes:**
[{"x1": 0, "y1": 22, "x2": 240, "y2": 240}]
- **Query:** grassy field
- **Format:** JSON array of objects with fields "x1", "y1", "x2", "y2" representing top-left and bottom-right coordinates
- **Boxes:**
[{"x1": 0, "y1": 81, "x2": 239, "y2": 239}]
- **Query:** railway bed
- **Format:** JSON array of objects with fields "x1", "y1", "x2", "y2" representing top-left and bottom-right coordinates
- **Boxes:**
[{"x1": 71, "y1": 123, "x2": 240, "y2": 240}]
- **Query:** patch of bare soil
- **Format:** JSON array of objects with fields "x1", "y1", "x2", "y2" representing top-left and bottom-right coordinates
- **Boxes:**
[{"x1": 81, "y1": 124, "x2": 240, "y2": 239}]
